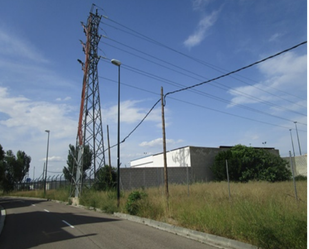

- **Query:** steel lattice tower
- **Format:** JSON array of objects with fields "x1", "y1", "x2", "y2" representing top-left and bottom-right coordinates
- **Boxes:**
[{"x1": 74, "y1": 8, "x2": 105, "y2": 197}]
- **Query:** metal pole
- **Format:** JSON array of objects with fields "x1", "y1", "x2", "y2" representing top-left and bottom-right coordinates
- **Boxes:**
[
  {"x1": 289, "y1": 151, "x2": 298, "y2": 202},
  {"x1": 289, "y1": 129, "x2": 296, "y2": 157},
  {"x1": 294, "y1": 122, "x2": 302, "y2": 155},
  {"x1": 225, "y1": 160, "x2": 231, "y2": 201},
  {"x1": 186, "y1": 164, "x2": 190, "y2": 197},
  {"x1": 117, "y1": 64, "x2": 121, "y2": 207},
  {"x1": 44, "y1": 130, "x2": 50, "y2": 197},
  {"x1": 111, "y1": 59, "x2": 121, "y2": 207}
]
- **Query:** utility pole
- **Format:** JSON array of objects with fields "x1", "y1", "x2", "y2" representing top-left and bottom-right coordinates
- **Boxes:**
[
  {"x1": 161, "y1": 87, "x2": 169, "y2": 202},
  {"x1": 73, "y1": 6, "x2": 105, "y2": 198}
]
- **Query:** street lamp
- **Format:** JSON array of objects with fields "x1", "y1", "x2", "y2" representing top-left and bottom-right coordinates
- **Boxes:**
[
  {"x1": 111, "y1": 59, "x2": 121, "y2": 207},
  {"x1": 44, "y1": 130, "x2": 50, "y2": 197}
]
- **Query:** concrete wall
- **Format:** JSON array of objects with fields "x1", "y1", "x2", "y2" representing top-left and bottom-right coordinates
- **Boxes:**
[
  {"x1": 120, "y1": 167, "x2": 190, "y2": 190},
  {"x1": 282, "y1": 154, "x2": 307, "y2": 176},
  {"x1": 190, "y1": 146, "x2": 226, "y2": 182}
]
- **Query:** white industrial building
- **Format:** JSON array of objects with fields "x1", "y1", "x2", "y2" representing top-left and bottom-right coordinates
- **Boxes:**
[
  {"x1": 130, "y1": 146, "x2": 191, "y2": 168},
  {"x1": 122, "y1": 145, "x2": 281, "y2": 190}
]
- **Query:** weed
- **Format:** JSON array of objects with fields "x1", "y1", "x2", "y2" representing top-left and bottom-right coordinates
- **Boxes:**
[{"x1": 125, "y1": 190, "x2": 148, "y2": 215}]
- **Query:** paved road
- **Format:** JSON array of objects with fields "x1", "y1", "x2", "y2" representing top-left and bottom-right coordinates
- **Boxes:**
[{"x1": 0, "y1": 197, "x2": 218, "y2": 249}]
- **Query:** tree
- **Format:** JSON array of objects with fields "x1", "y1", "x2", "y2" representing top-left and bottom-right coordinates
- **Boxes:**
[
  {"x1": 0, "y1": 147, "x2": 31, "y2": 192},
  {"x1": 92, "y1": 165, "x2": 117, "y2": 191},
  {"x1": 63, "y1": 144, "x2": 93, "y2": 182},
  {"x1": 211, "y1": 144, "x2": 291, "y2": 182}
]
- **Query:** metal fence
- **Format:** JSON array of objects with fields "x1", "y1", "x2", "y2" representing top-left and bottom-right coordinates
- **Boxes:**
[
  {"x1": 120, "y1": 167, "x2": 191, "y2": 190},
  {"x1": 16, "y1": 155, "x2": 306, "y2": 192},
  {"x1": 16, "y1": 174, "x2": 70, "y2": 191}
]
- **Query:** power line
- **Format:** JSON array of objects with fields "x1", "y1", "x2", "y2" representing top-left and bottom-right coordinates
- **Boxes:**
[
  {"x1": 99, "y1": 74, "x2": 307, "y2": 132},
  {"x1": 102, "y1": 41, "x2": 307, "y2": 144},
  {"x1": 100, "y1": 57, "x2": 307, "y2": 126},
  {"x1": 99, "y1": 38, "x2": 306, "y2": 117},
  {"x1": 165, "y1": 42, "x2": 307, "y2": 97},
  {"x1": 101, "y1": 14, "x2": 306, "y2": 103}
]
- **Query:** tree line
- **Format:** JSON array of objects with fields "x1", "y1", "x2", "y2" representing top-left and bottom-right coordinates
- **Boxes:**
[{"x1": 0, "y1": 144, "x2": 31, "y2": 192}]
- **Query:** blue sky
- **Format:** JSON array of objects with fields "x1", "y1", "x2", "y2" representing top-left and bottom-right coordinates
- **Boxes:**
[{"x1": 0, "y1": 0, "x2": 307, "y2": 179}]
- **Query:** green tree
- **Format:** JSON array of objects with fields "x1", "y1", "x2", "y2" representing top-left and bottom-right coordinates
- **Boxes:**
[
  {"x1": 63, "y1": 144, "x2": 93, "y2": 182},
  {"x1": 211, "y1": 144, "x2": 291, "y2": 182},
  {"x1": 92, "y1": 165, "x2": 117, "y2": 191},
  {"x1": 0, "y1": 148, "x2": 31, "y2": 192}
]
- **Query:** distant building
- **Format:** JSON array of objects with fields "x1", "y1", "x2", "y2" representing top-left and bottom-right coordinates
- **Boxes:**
[
  {"x1": 282, "y1": 154, "x2": 307, "y2": 177},
  {"x1": 127, "y1": 145, "x2": 280, "y2": 185}
]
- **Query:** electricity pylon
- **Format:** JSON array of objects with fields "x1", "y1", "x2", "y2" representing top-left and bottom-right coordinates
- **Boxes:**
[{"x1": 73, "y1": 7, "x2": 105, "y2": 198}]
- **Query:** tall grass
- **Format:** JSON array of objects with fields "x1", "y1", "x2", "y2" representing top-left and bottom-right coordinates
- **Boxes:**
[
  {"x1": 124, "y1": 181, "x2": 307, "y2": 249},
  {"x1": 5, "y1": 181, "x2": 307, "y2": 249}
]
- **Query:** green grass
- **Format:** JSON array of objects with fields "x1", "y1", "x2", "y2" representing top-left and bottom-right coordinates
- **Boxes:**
[{"x1": 4, "y1": 181, "x2": 307, "y2": 249}]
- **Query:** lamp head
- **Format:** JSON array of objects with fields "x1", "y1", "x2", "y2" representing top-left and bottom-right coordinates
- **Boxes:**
[{"x1": 111, "y1": 59, "x2": 121, "y2": 66}]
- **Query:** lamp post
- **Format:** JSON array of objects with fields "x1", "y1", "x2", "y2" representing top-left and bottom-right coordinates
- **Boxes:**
[
  {"x1": 111, "y1": 59, "x2": 121, "y2": 207},
  {"x1": 44, "y1": 130, "x2": 50, "y2": 197}
]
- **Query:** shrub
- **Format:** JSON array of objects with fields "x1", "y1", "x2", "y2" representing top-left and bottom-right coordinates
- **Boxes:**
[
  {"x1": 211, "y1": 144, "x2": 291, "y2": 182},
  {"x1": 125, "y1": 190, "x2": 148, "y2": 215}
]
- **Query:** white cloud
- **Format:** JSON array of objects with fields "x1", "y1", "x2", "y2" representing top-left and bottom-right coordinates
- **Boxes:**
[
  {"x1": 228, "y1": 52, "x2": 307, "y2": 108},
  {"x1": 102, "y1": 99, "x2": 161, "y2": 124},
  {"x1": 56, "y1": 97, "x2": 72, "y2": 102},
  {"x1": 139, "y1": 138, "x2": 183, "y2": 147},
  {"x1": 184, "y1": 9, "x2": 220, "y2": 49},
  {"x1": 0, "y1": 86, "x2": 76, "y2": 139},
  {"x1": 192, "y1": 0, "x2": 213, "y2": 11},
  {"x1": 0, "y1": 27, "x2": 48, "y2": 63},
  {"x1": 268, "y1": 33, "x2": 281, "y2": 42}
]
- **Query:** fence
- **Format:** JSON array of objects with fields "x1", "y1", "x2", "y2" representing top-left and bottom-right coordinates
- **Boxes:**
[
  {"x1": 16, "y1": 155, "x2": 306, "y2": 192},
  {"x1": 16, "y1": 174, "x2": 70, "y2": 191},
  {"x1": 120, "y1": 166, "x2": 191, "y2": 190}
]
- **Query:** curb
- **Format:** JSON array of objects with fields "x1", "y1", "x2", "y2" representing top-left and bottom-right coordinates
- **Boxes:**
[
  {"x1": 0, "y1": 206, "x2": 6, "y2": 236},
  {"x1": 114, "y1": 213, "x2": 258, "y2": 249}
]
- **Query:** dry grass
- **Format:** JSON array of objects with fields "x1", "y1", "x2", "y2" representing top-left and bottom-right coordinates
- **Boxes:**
[
  {"x1": 6, "y1": 181, "x2": 307, "y2": 249},
  {"x1": 129, "y1": 181, "x2": 307, "y2": 249}
]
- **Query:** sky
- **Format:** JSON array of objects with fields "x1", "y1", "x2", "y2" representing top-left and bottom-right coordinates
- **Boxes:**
[{"x1": 0, "y1": 0, "x2": 307, "y2": 180}]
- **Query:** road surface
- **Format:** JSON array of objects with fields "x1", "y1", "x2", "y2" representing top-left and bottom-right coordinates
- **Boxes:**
[{"x1": 0, "y1": 197, "x2": 218, "y2": 249}]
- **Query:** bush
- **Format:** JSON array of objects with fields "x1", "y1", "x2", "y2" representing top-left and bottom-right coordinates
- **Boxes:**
[
  {"x1": 125, "y1": 190, "x2": 148, "y2": 215},
  {"x1": 211, "y1": 145, "x2": 291, "y2": 182},
  {"x1": 294, "y1": 175, "x2": 307, "y2": 181}
]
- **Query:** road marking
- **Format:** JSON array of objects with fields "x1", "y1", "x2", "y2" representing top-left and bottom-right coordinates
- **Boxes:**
[
  {"x1": 44, "y1": 209, "x2": 50, "y2": 213},
  {"x1": 62, "y1": 220, "x2": 74, "y2": 228},
  {"x1": 32, "y1": 204, "x2": 36, "y2": 206}
]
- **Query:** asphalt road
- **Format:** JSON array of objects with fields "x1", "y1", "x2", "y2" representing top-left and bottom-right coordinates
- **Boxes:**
[{"x1": 0, "y1": 197, "x2": 218, "y2": 249}]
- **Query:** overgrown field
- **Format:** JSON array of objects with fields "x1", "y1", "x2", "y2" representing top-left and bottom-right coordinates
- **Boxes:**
[{"x1": 5, "y1": 181, "x2": 307, "y2": 249}]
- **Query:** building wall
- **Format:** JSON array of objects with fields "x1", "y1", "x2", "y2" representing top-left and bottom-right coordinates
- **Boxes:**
[
  {"x1": 131, "y1": 146, "x2": 191, "y2": 168},
  {"x1": 282, "y1": 154, "x2": 307, "y2": 176},
  {"x1": 190, "y1": 146, "x2": 227, "y2": 182},
  {"x1": 123, "y1": 146, "x2": 283, "y2": 190}
]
